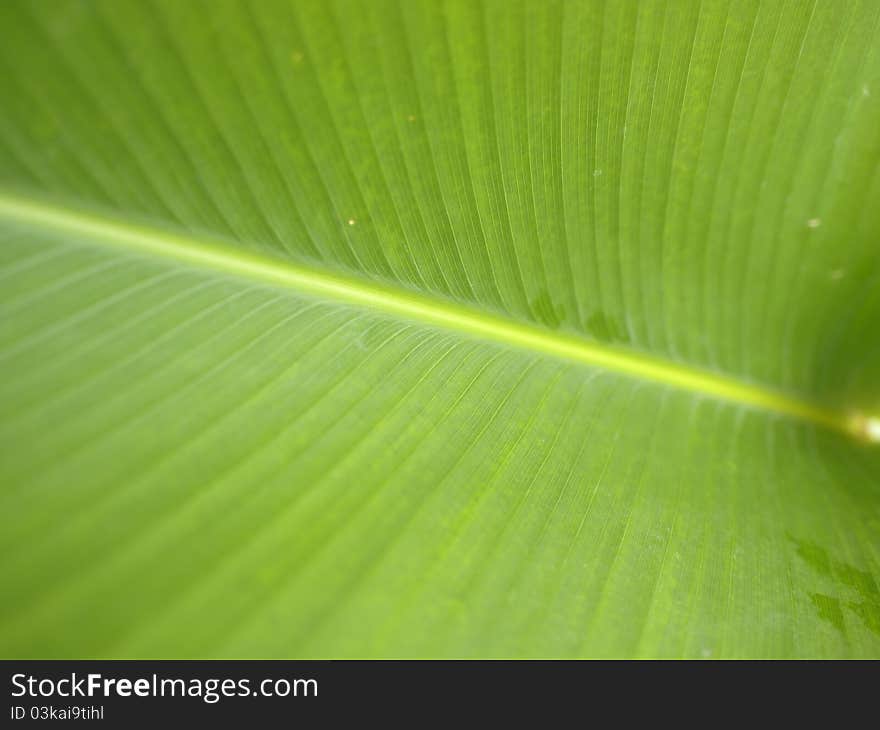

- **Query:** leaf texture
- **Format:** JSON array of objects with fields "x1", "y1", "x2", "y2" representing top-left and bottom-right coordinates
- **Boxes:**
[{"x1": 0, "y1": 0, "x2": 879, "y2": 657}]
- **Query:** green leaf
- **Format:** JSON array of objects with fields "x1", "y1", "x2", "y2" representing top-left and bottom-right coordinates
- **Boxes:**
[{"x1": 1, "y1": 0, "x2": 878, "y2": 658}]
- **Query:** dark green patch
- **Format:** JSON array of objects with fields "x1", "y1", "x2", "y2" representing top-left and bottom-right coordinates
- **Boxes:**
[
  {"x1": 848, "y1": 600, "x2": 880, "y2": 636},
  {"x1": 529, "y1": 289, "x2": 561, "y2": 330},
  {"x1": 809, "y1": 593, "x2": 846, "y2": 634},
  {"x1": 790, "y1": 534, "x2": 880, "y2": 637},
  {"x1": 586, "y1": 310, "x2": 629, "y2": 344},
  {"x1": 789, "y1": 534, "x2": 833, "y2": 578}
]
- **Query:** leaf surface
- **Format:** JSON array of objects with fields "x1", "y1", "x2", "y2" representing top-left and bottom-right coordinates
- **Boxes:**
[{"x1": 1, "y1": 0, "x2": 879, "y2": 657}]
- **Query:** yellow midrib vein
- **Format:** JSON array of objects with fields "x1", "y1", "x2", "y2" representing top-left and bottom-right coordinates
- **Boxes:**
[{"x1": 0, "y1": 192, "x2": 867, "y2": 440}]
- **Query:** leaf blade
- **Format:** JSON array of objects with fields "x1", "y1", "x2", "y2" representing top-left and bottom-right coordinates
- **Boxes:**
[{"x1": 1, "y1": 0, "x2": 879, "y2": 658}]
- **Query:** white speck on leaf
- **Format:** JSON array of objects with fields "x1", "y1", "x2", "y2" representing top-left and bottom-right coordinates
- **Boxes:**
[
  {"x1": 867, "y1": 418, "x2": 880, "y2": 443},
  {"x1": 863, "y1": 84, "x2": 870, "y2": 97},
  {"x1": 347, "y1": 219, "x2": 356, "y2": 226},
  {"x1": 807, "y1": 218, "x2": 821, "y2": 228},
  {"x1": 593, "y1": 169, "x2": 602, "y2": 177},
  {"x1": 407, "y1": 114, "x2": 416, "y2": 122}
]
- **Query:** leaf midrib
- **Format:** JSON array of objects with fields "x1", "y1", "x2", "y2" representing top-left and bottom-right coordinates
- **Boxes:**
[{"x1": 0, "y1": 190, "x2": 859, "y2": 439}]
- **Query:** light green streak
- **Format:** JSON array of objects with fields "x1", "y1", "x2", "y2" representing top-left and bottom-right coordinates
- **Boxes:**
[{"x1": 0, "y1": 191, "x2": 858, "y2": 438}]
